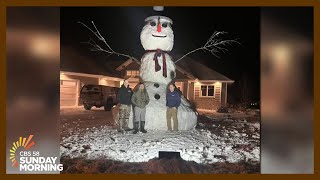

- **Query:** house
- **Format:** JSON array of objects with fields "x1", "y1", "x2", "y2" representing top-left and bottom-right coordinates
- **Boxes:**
[{"x1": 60, "y1": 49, "x2": 234, "y2": 110}]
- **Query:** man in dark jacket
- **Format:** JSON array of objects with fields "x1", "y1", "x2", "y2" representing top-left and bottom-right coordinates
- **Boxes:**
[
  {"x1": 131, "y1": 83, "x2": 149, "y2": 134},
  {"x1": 117, "y1": 79, "x2": 133, "y2": 132},
  {"x1": 166, "y1": 83, "x2": 181, "y2": 131}
]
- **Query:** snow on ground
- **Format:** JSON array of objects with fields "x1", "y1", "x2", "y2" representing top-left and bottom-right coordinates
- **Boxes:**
[
  {"x1": 60, "y1": 126, "x2": 259, "y2": 164},
  {"x1": 60, "y1": 108, "x2": 260, "y2": 165}
]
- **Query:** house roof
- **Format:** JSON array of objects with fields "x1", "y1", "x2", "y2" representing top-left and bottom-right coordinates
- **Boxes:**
[
  {"x1": 60, "y1": 46, "x2": 125, "y2": 78},
  {"x1": 175, "y1": 56, "x2": 234, "y2": 82},
  {"x1": 116, "y1": 58, "x2": 141, "y2": 71},
  {"x1": 61, "y1": 47, "x2": 233, "y2": 82}
]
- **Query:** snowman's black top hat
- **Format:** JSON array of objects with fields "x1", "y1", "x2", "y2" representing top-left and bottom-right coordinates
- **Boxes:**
[
  {"x1": 145, "y1": 6, "x2": 173, "y2": 24},
  {"x1": 144, "y1": 16, "x2": 173, "y2": 24}
]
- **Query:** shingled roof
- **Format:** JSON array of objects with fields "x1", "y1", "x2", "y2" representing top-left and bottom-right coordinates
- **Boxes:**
[
  {"x1": 175, "y1": 56, "x2": 233, "y2": 82},
  {"x1": 60, "y1": 46, "x2": 124, "y2": 78}
]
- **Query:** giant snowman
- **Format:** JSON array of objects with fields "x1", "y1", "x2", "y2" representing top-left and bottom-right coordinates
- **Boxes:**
[{"x1": 127, "y1": 16, "x2": 197, "y2": 131}]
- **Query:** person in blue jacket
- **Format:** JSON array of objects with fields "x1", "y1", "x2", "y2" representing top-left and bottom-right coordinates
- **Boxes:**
[{"x1": 166, "y1": 83, "x2": 181, "y2": 131}]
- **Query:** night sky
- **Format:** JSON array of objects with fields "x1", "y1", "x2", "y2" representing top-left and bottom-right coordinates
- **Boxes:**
[{"x1": 61, "y1": 7, "x2": 261, "y2": 102}]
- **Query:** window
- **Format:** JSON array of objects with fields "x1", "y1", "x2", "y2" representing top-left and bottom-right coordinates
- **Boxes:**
[
  {"x1": 200, "y1": 85, "x2": 215, "y2": 97},
  {"x1": 208, "y1": 86, "x2": 214, "y2": 96},
  {"x1": 126, "y1": 70, "x2": 140, "y2": 77}
]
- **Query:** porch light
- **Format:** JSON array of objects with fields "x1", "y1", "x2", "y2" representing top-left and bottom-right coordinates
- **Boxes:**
[
  {"x1": 195, "y1": 78, "x2": 200, "y2": 85},
  {"x1": 215, "y1": 81, "x2": 221, "y2": 85}
]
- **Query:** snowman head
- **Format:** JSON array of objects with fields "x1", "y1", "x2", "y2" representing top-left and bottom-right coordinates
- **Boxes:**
[{"x1": 140, "y1": 16, "x2": 174, "y2": 51}]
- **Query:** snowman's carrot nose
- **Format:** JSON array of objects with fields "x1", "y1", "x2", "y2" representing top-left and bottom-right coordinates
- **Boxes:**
[{"x1": 157, "y1": 18, "x2": 161, "y2": 32}]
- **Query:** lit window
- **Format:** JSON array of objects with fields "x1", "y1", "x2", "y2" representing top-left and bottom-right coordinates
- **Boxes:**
[
  {"x1": 200, "y1": 85, "x2": 215, "y2": 97},
  {"x1": 126, "y1": 70, "x2": 140, "y2": 77}
]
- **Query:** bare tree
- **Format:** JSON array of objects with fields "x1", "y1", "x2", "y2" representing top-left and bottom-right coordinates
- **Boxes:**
[
  {"x1": 78, "y1": 21, "x2": 139, "y2": 61},
  {"x1": 79, "y1": 21, "x2": 239, "y2": 64},
  {"x1": 175, "y1": 31, "x2": 240, "y2": 63}
]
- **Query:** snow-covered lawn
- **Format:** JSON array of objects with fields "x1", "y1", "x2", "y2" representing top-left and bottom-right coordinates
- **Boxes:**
[
  {"x1": 60, "y1": 121, "x2": 259, "y2": 164},
  {"x1": 60, "y1": 108, "x2": 260, "y2": 166}
]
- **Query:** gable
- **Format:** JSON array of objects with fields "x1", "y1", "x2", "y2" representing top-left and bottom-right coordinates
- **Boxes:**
[
  {"x1": 116, "y1": 58, "x2": 141, "y2": 71},
  {"x1": 123, "y1": 61, "x2": 141, "y2": 70}
]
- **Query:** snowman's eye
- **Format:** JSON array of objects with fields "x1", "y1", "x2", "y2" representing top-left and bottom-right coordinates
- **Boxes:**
[
  {"x1": 162, "y1": 23, "x2": 168, "y2": 28},
  {"x1": 150, "y1": 21, "x2": 156, "y2": 26}
]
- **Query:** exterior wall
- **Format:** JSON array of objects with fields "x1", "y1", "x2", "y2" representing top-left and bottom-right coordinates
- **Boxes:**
[
  {"x1": 188, "y1": 82, "x2": 195, "y2": 101},
  {"x1": 221, "y1": 82, "x2": 227, "y2": 105},
  {"x1": 121, "y1": 62, "x2": 141, "y2": 78},
  {"x1": 127, "y1": 77, "x2": 139, "y2": 90},
  {"x1": 174, "y1": 80, "x2": 189, "y2": 98},
  {"x1": 175, "y1": 81, "x2": 185, "y2": 95},
  {"x1": 193, "y1": 81, "x2": 222, "y2": 110},
  {"x1": 182, "y1": 81, "x2": 188, "y2": 97}
]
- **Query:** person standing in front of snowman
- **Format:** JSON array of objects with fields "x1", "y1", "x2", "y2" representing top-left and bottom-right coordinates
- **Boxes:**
[
  {"x1": 131, "y1": 83, "x2": 150, "y2": 134},
  {"x1": 117, "y1": 79, "x2": 133, "y2": 132},
  {"x1": 166, "y1": 83, "x2": 181, "y2": 131}
]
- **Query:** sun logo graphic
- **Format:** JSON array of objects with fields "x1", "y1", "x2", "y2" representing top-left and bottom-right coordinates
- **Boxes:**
[{"x1": 9, "y1": 135, "x2": 35, "y2": 167}]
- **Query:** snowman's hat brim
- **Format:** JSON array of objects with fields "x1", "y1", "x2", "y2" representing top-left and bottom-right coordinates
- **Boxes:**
[{"x1": 145, "y1": 16, "x2": 173, "y2": 24}]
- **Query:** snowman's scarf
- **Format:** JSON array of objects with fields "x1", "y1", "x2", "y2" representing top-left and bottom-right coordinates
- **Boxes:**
[{"x1": 146, "y1": 49, "x2": 169, "y2": 78}]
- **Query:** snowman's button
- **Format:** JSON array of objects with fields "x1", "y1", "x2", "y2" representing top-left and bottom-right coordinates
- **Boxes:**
[
  {"x1": 170, "y1": 71, "x2": 175, "y2": 79},
  {"x1": 156, "y1": 53, "x2": 161, "y2": 57},
  {"x1": 154, "y1": 83, "x2": 160, "y2": 88},
  {"x1": 154, "y1": 94, "x2": 160, "y2": 100}
]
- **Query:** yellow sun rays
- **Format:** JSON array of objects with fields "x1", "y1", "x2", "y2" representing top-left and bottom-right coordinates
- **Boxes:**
[{"x1": 9, "y1": 135, "x2": 35, "y2": 167}]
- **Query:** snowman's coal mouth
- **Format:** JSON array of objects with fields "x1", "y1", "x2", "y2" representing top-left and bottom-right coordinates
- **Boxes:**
[{"x1": 152, "y1": 34, "x2": 167, "y2": 38}]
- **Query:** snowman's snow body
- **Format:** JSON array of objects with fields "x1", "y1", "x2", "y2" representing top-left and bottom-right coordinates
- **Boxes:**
[{"x1": 128, "y1": 16, "x2": 197, "y2": 131}]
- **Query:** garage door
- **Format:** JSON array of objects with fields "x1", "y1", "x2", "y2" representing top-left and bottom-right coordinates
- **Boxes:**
[{"x1": 60, "y1": 80, "x2": 78, "y2": 106}]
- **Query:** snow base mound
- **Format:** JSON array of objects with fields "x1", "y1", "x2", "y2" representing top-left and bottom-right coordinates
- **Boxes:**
[{"x1": 60, "y1": 127, "x2": 259, "y2": 164}]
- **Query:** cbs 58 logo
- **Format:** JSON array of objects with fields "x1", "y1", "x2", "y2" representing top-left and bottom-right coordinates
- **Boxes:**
[{"x1": 19, "y1": 151, "x2": 40, "y2": 157}]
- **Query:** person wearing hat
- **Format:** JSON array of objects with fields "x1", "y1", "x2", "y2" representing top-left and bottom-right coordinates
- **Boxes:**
[{"x1": 131, "y1": 82, "x2": 150, "y2": 134}]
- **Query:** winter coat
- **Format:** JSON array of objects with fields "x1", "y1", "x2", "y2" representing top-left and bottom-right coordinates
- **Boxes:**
[
  {"x1": 131, "y1": 89, "x2": 150, "y2": 108},
  {"x1": 118, "y1": 84, "x2": 133, "y2": 105},
  {"x1": 166, "y1": 90, "x2": 181, "y2": 108}
]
